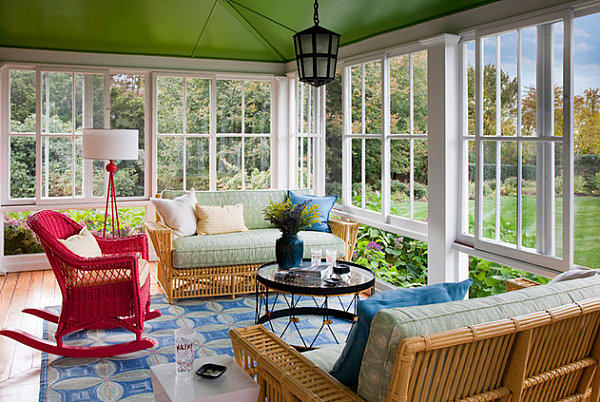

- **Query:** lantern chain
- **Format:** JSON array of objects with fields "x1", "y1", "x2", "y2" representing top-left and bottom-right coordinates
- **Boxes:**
[{"x1": 313, "y1": 0, "x2": 319, "y2": 25}]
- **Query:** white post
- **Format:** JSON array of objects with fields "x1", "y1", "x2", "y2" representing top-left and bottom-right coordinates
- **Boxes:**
[
  {"x1": 421, "y1": 34, "x2": 468, "y2": 284},
  {"x1": 272, "y1": 76, "x2": 289, "y2": 189}
]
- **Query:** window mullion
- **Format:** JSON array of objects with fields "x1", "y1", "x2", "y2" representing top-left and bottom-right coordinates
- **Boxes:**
[
  {"x1": 182, "y1": 77, "x2": 187, "y2": 190},
  {"x1": 209, "y1": 79, "x2": 217, "y2": 191},
  {"x1": 516, "y1": 30, "x2": 523, "y2": 249},
  {"x1": 495, "y1": 36, "x2": 501, "y2": 242},
  {"x1": 361, "y1": 64, "x2": 366, "y2": 209},
  {"x1": 474, "y1": 36, "x2": 483, "y2": 243},
  {"x1": 35, "y1": 69, "x2": 42, "y2": 204},
  {"x1": 71, "y1": 73, "x2": 76, "y2": 198},
  {"x1": 563, "y1": 12, "x2": 575, "y2": 268},
  {"x1": 241, "y1": 80, "x2": 246, "y2": 190},
  {"x1": 382, "y1": 56, "x2": 391, "y2": 221},
  {"x1": 82, "y1": 74, "x2": 94, "y2": 198},
  {"x1": 409, "y1": 53, "x2": 415, "y2": 220}
]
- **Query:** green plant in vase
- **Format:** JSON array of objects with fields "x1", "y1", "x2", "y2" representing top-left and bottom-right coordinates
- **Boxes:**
[{"x1": 263, "y1": 199, "x2": 320, "y2": 269}]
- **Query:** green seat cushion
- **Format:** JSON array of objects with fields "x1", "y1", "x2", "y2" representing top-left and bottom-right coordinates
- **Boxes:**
[
  {"x1": 302, "y1": 343, "x2": 345, "y2": 373},
  {"x1": 161, "y1": 189, "x2": 289, "y2": 230},
  {"x1": 172, "y1": 228, "x2": 345, "y2": 268},
  {"x1": 357, "y1": 276, "x2": 600, "y2": 402}
]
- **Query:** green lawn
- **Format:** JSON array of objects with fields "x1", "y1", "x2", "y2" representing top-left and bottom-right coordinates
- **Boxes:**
[{"x1": 473, "y1": 196, "x2": 600, "y2": 269}]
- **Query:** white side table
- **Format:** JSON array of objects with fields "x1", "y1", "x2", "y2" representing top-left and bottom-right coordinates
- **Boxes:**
[{"x1": 150, "y1": 355, "x2": 260, "y2": 402}]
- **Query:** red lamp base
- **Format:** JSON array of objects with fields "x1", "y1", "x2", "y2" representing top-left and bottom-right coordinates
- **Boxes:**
[{"x1": 104, "y1": 160, "x2": 121, "y2": 238}]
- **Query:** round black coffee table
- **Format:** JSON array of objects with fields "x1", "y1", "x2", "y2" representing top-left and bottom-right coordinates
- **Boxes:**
[{"x1": 255, "y1": 259, "x2": 375, "y2": 348}]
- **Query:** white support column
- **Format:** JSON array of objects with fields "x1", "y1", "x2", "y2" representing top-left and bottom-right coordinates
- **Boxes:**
[
  {"x1": 272, "y1": 76, "x2": 289, "y2": 189},
  {"x1": 421, "y1": 33, "x2": 467, "y2": 284}
]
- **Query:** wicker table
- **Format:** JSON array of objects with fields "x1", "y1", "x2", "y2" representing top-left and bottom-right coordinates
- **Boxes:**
[{"x1": 255, "y1": 259, "x2": 375, "y2": 348}]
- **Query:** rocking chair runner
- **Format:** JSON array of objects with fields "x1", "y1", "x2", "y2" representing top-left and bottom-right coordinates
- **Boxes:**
[{"x1": 0, "y1": 210, "x2": 161, "y2": 358}]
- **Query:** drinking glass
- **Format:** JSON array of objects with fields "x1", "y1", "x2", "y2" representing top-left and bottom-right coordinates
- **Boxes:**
[
  {"x1": 175, "y1": 328, "x2": 195, "y2": 374},
  {"x1": 326, "y1": 249, "x2": 337, "y2": 266},
  {"x1": 311, "y1": 248, "x2": 322, "y2": 266}
]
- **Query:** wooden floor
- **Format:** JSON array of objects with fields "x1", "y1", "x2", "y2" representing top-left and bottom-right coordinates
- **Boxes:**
[{"x1": 0, "y1": 262, "x2": 163, "y2": 402}]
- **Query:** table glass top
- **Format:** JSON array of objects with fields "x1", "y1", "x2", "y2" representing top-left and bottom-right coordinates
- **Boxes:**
[{"x1": 257, "y1": 260, "x2": 375, "y2": 290}]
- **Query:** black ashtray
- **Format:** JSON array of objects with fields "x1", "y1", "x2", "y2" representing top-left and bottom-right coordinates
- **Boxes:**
[
  {"x1": 333, "y1": 263, "x2": 350, "y2": 275},
  {"x1": 324, "y1": 277, "x2": 342, "y2": 286},
  {"x1": 195, "y1": 363, "x2": 227, "y2": 379}
]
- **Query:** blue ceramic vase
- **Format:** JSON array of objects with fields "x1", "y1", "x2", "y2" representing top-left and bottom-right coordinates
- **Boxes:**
[{"x1": 275, "y1": 234, "x2": 304, "y2": 269}]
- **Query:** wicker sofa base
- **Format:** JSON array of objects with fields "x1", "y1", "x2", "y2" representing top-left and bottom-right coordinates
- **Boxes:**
[{"x1": 157, "y1": 262, "x2": 261, "y2": 303}]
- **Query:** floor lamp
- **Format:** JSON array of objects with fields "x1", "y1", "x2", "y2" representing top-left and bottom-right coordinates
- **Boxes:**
[{"x1": 82, "y1": 129, "x2": 139, "y2": 238}]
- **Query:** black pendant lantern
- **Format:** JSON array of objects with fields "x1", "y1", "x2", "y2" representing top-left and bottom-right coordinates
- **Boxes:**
[{"x1": 293, "y1": 0, "x2": 340, "y2": 87}]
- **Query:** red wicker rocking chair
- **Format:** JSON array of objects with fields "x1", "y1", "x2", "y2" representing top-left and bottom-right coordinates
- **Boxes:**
[{"x1": 0, "y1": 210, "x2": 161, "y2": 358}]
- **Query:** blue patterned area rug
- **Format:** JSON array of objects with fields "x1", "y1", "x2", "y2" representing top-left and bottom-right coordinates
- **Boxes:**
[{"x1": 39, "y1": 294, "x2": 354, "y2": 401}]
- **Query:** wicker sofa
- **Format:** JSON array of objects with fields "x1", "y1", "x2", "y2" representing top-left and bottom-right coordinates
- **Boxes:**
[
  {"x1": 145, "y1": 189, "x2": 359, "y2": 303},
  {"x1": 230, "y1": 276, "x2": 600, "y2": 401}
]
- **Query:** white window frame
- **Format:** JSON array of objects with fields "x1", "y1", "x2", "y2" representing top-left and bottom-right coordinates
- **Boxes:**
[
  {"x1": 289, "y1": 76, "x2": 326, "y2": 194},
  {"x1": 339, "y1": 48, "x2": 429, "y2": 240},
  {"x1": 154, "y1": 73, "x2": 274, "y2": 193},
  {"x1": 1, "y1": 65, "x2": 151, "y2": 207},
  {"x1": 458, "y1": 10, "x2": 575, "y2": 273}
]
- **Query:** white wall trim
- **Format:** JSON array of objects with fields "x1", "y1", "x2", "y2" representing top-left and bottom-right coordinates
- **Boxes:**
[{"x1": 0, "y1": 47, "x2": 287, "y2": 75}]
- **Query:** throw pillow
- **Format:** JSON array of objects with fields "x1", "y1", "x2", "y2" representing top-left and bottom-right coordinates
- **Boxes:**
[
  {"x1": 329, "y1": 279, "x2": 473, "y2": 385},
  {"x1": 549, "y1": 267, "x2": 598, "y2": 284},
  {"x1": 287, "y1": 190, "x2": 337, "y2": 233},
  {"x1": 58, "y1": 227, "x2": 102, "y2": 258},
  {"x1": 195, "y1": 203, "x2": 249, "y2": 235},
  {"x1": 151, "y1": 189, "x2": 197, "y2": 239}
]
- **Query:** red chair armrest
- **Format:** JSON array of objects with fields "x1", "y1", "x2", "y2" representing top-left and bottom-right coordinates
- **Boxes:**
[{"x1": 96, "y1": 234, "x2": 149, "y2": 260}]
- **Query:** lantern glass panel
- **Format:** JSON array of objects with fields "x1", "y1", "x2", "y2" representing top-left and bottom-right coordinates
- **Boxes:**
[
  {"x1": 301, "y1": 34, "x2": 313, "y2": 53},
  {"x1": 317, "y1": 57, "x2": 329, "y2": 76},
  {"x1": 302, "y1": 58, "x2": 314, "y2": 77},
  {"x1": 331, "y1": 36, "x2": 339, "y2": 55},
  {"x1": 316, "y1": 34, "x2": 330, "y2": 53}
]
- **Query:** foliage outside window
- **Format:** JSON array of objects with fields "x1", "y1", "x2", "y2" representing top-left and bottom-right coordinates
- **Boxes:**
[
  {"x1": 461, "y1": 12, "x2": 600, "y2": 270},
  {"x1": 3, "y1": 208, "x2": 145, "y2": 255},
  {"x1": 156, "y1": 76, "x2": 271, "y2": 192},
  {"x1": 352, "y1": 225, "x2": 548, "y2": 298}
]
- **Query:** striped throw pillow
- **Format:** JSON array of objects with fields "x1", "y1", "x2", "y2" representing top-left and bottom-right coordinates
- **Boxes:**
[{"x1": 195, "y1": 203, "x2": 248, "y2": 235}]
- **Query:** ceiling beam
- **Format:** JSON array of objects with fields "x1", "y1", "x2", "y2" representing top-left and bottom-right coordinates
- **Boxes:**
[
  {"x1": 227, "y1": 0, "x2": 297, "y2": 33},
  {"x1": 191, "y1": 0, "x2": 219, "y2": 58},
  {"x1": 217, "y1": 0, "x2": 287, "y2": 62}
]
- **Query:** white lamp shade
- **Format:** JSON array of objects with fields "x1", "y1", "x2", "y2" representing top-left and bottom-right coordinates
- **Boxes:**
[{"x1": 82, "y1": 129, "x2": 139, "y2": 160}]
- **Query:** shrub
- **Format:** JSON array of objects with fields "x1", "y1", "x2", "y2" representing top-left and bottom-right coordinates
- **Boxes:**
[
  {"x1": 352, "y1": 226, "x2": 428, "y2": 287},
  {"x1": 3, "y1": 208, "x2": 146, "y2": 255},
  {"x1": 468, "y1": 256, "x2": 549, "y2": 298},
  {"x1": 574, "y1": 175, "x2": 587, "y2": 194}
]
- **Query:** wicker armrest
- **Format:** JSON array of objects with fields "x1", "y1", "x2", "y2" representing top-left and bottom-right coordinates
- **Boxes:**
[
  {"x1": 144, "y1": 221, "x2": 173, "y2": 260},
  {"x1": 229, "y1": 325, "x2": 362, "y2": 401},
  {"x1": 505, "y1": 277, "x2": 541, "y2": 292},
  {"x1": 329, "y1": 217, "x2": 360, "y2": 261}
]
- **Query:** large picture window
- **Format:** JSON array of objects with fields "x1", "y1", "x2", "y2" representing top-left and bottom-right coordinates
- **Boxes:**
[
  {"x1": 5, "y1": 69, "x2": 146, "y2": 204},
  {"x1": 341, "y1": 49, "x2": 428, "y2": 236},
  {"x1": 155, "y1": 76, "x2": 271, "y2": 192},
  {"x1": 461, "y1": 10, "x2": 600, "y2": 271}
]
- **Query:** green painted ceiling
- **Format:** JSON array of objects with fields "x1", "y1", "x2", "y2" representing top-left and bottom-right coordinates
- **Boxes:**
[{"x1": 0, "y1": 0, "x2": 498, "y2": 63}]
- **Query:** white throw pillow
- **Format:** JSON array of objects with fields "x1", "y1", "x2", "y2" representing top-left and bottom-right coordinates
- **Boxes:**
[
  {"x1": 549, "y1": 266, "x2": 598, "y2": 284},
  {"x1": 59, "y1": 227, "x2": 103, "y2": 258},
  {"x1": 151, "y1": 189, "x2": 198, "y2": 239},
  {"x1": 195, "y1": 203, "x2": 249, "y2": 235}
]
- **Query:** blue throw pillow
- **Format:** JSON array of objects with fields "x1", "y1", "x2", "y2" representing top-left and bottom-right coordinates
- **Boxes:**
[
  {"x1": 287, "y1": 190, "x2": 337, "y2": 233},
  {"x1": 329, "y1": 279, "x2": 473, "y2": 385}
]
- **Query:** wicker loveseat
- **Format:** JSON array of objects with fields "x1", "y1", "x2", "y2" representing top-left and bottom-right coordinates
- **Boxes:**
[
  {"x1": 145, "y1": 189, "x2": 359, "y2": 303},
  {"x1": 230, "y1": 276, "x2": 600, "y2": 401}
]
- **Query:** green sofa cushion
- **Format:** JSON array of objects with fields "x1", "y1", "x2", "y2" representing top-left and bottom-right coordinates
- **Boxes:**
[
  {"x1": 172, "y1": 228, "x2": 345, "y2": 268},
  {"x1": 357, "y1": 276, "x2": 600, "y2": 402},
  {"x1": 161, "y1": 189, "x2": 289, "y2": 230},
  {"x1": 302, "y1": 344, "x2": 345, "y2": 373}
]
